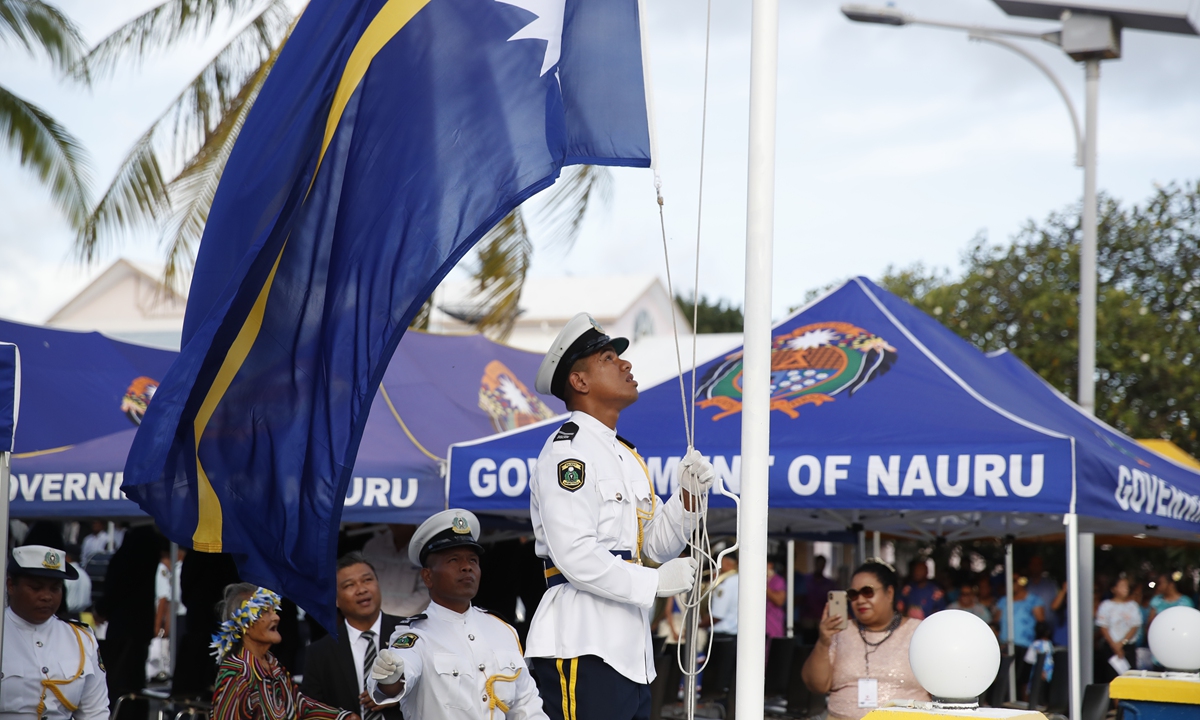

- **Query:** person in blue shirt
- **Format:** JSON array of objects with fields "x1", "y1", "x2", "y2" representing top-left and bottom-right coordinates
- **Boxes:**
[
  {"x1": 995, "y1": 576, "x2": 1046, "y2": 703},
  {"x1": 897, "y1": 561, "x2": 945, "y2": 620}
]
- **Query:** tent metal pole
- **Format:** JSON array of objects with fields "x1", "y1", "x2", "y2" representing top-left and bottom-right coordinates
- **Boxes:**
[
  {"x1": 857, "y1": 530, "x2": 866, "y2": 568},
  {"x1": 0, "y1": 451, "x2": 11, "y2": 669},
  {"x1": 872, "y1": 531, "x2": 880, "y2": 559},
  {"x1": 169, "y1": 541, "x2": 179, "y2": 678},
  {"x1": 1080, "y1": 532, "x2": 1095, "y2": 685},
  {"x1": 1066, "y1": 514, "x2": 1083, "y2": 720},
  {"x1": 1006, "y1": 541, "x2": 1016, "y2": 703},
  {"x1": 735, "y1": 0, "x2": 778, "y2": 710},
  {"x1": 786, "y1": 539, "x2": 795, "y2": 639},
  {"x1": 107, "y1": 521, "x2": 116, "y2": 553}
]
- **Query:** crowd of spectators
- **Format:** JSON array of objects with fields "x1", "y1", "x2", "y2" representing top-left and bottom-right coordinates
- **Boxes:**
[{"x1": 9, "y1": 518, "x2": 1200, "y2": 720}]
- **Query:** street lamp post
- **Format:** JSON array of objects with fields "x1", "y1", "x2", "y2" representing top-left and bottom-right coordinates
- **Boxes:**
[{"x1": 842, "y1": 3, "x2": 1200, "y2": 719}]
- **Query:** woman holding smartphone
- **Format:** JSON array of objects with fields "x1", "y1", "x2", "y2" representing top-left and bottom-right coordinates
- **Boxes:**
[{"x1": 800, "y1": 560, "x2": 930, "y2": 720}]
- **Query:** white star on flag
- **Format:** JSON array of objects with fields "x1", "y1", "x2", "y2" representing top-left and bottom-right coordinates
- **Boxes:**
[{"x1": 496, "y1": 0, "x2": 566, "y2": 76}]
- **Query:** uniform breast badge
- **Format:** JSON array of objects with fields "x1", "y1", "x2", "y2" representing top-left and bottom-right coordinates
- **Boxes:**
[{"x1": 558, "y1": 459, "x2": 585, "y2": 491}]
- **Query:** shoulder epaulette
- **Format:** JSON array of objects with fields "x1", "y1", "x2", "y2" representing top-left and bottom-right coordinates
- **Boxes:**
[
  {"x1": 66, "y1": 618, "x2": 95, "y2": 633},
  {"x1": 616, "y1": 434, "x2": 636, "y2": 451},
  {"x1": 396, "y1": 613, "x2": 427, "y2": 626},
  {"x1": 553, "y1": 422, "x2": 579, "y2": 442}
]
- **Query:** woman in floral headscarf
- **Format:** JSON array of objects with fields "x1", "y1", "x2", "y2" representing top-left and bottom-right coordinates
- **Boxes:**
[{"x1": 210, "y1": 583, "x2": 357, "y2": 720}]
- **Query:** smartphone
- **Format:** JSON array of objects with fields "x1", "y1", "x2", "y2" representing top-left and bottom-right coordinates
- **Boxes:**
[{"x1": 828, "y1": 590, "x2": 848, "y2": 631}]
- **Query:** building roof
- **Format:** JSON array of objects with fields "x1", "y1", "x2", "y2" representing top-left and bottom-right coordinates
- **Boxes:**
[{"x1": 436, "y1": 274, "x2": 666, "y2": 324}]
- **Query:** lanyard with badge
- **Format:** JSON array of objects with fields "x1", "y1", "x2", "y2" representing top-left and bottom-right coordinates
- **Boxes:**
[{"x1": 857, "y1": 615, "x2": 901, "y2": 708}]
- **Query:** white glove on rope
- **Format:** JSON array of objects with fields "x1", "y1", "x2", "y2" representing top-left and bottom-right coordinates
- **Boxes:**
[
  {"x1": 656, "y1": 557, "x2": 698, "y2": 597},
  {"x1": 371, "y1": 649, "x2": 405, "y2": 686},
  {"x1": 679, "y1": 448, "x2": 716, "y2": 495}
]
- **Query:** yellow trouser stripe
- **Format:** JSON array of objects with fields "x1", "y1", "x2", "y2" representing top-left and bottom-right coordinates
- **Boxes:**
[
  {"x1": 569, "y1": 658, "x2": 578, "y2": 720},
  {"x1": 557, "y1": 659, "x2": 569, "y2": 720}
]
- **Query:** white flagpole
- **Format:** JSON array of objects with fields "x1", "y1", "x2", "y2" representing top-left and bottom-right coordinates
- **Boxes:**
[{"x1": 735, "y1": 0, "x2": 779, "y2": 714}]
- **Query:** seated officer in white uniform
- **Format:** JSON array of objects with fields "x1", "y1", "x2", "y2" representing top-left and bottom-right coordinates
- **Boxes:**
[
  {"x1": 525, "y1": 313, "x2": 716, "y2": 720},
  {"x1": 368, "y1": 509, "x2": 547, "y2": 720},
  {"x1": 2, "y1": 545, "x2": 109, "y2": 720}
]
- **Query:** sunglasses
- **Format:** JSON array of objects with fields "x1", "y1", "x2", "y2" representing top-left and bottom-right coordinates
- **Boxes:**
[{"x1": 846, "y1": 585, "x2": 879, "y2": 601}]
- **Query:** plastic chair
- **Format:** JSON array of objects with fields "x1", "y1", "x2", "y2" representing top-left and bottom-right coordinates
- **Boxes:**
[{"x1": 1080, "y1": 683, "x2": 1110, "y2": 720}]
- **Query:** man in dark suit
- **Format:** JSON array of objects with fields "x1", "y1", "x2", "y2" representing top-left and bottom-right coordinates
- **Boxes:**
[{"x1": 302, "y1": 552, "x2": 404, "y2": 720}]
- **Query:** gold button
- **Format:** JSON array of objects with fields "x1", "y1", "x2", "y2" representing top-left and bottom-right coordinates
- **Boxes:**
[{"x1": 615, "y1": 493, "x2": 623, "y2": 501}]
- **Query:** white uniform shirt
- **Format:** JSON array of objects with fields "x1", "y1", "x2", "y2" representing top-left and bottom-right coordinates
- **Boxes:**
[
  {"x1": 0, "y1": 607, "x2": 109, "y2": 720},
  {"x1": 709, "y1": 572, "x2": 739, "y2": 635},
  {"x1": 64, "y1": 564, "x2": 92, "y2": 614},
  {"x1": 369, "y1": 601, "x2": 547, "y2": 720},
  {"x1": 526, "y1": 410, "x2": 692, "y2": 684},
  {"x1": 361, "y1": 531, "x2": 431, "y2": 617}
]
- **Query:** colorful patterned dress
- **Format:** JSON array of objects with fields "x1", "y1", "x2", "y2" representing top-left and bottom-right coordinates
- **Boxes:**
[{"x1": 211, "y1": 647, "x2": 352, "y2": 720}]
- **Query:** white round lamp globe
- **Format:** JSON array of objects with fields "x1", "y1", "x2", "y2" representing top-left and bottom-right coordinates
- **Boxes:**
[
  {"x1": 908, "y1": 610, "x2": 1001, "y2": 701},
  {"x1": 1148, "y1": 605, "x2": 1200, "y2": 671}
]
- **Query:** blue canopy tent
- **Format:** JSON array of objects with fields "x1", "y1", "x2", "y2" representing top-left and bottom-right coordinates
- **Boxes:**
[
  {"x1": 0, "y1": 319, "x2": 177, "y2": 453},
  {"x1": 7, "y1": 326, "x2": 563, "y2": 521},
  {"x1": 447, "y1": 277, "x2": 1200, "y2": 542}
]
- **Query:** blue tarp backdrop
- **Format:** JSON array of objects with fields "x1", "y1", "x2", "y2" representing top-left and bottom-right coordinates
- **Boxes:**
[
  {"x1": 7, "y1": 326, "x2": 562, "y2": 521},
  {"x1": 448, "y1": 278, "x2": 1200, "y2": 540}
]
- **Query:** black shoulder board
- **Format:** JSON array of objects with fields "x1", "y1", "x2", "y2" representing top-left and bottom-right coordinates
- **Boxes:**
[
  {"x1": 616, "y1": 434, "x2": 636, "y2": 452},
  {"x1": 397, "y1": 613, "x2": 427, "y2": 626},
  {"x1": 553, "y1": 422, "x2": 579, "y2": 442},
  {"x1": 66, "y1": 618, "x2": 92, "y2": 631}
]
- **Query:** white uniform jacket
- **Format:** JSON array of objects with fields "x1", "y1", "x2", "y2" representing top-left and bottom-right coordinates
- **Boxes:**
[
  {"x1": 369, "y1": 602, "x2": 547, "y2": 720},
  {"x1": 1, "y1": 608, "x2": 109, "y2": 720},
  {"x1": 526, "y1": 410, "x2": 693, "y2": 684}
]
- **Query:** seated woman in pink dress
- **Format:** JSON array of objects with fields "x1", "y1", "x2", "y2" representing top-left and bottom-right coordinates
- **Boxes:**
[
  {"x1": 800, "y1": 560, "x2": 930, "y2": 720},
  {"x1": 210, "y1": 583, "x2": 358, "y2": 720}
]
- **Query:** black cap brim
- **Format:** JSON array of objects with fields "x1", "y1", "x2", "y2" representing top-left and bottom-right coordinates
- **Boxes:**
[
  {"x1": 419, "y1": 532, "x2": 485, "y2": 567},
  {"x1": 8, "y1": 561, "x2": 78, "y2": 581},
  {"x1": 550, "y1": 331, "x2": 631, "y2": 399}
]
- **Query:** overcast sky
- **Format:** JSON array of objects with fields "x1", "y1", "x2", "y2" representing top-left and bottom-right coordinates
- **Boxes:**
[{"x1": 3, "y1": 0, "x2": 1200, "y2": 325}]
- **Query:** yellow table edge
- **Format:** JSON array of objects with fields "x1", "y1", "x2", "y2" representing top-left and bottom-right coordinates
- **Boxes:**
[
  {"x1": 863, "y1": 709, "x2": 1047, "y2": 720},
  {"x1": 1110, "y1": 675, "x2": 1200, "y2": 704}
]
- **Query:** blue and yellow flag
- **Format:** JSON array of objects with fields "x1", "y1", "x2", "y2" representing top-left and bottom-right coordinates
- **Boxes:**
[{"x1": 122, "y1": 0, "x2": 650, "y2": 629}]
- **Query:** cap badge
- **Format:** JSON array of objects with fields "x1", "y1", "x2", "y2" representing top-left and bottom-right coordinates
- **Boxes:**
[
  {"x1": 588, "y1": 315, "x2": 603, "y2": 333},
  {"x1": 41, "y1": 551, "x2": 62, "y2": 570},
  {"x1": 451, "y1": 516, "x2": 471, "y2": 535},
  {"x1": 558, "y1": 459, "x2": 586, "y2": 492}
]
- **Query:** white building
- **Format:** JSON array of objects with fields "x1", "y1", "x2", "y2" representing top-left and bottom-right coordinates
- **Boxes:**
[
  {"x1": 42, "y1": 264, "x2": 743, "y2": 388},
  {"x1": 432, "y1": 275, "x2": 691, "y2": 350},
  {"x1": 45, "y1": 259, "x2": 186, "y2": 349}
]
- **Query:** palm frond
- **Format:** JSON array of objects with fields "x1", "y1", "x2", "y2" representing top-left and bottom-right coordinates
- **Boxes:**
[
  {"x1": 471, "y1": 208, "x2": 533, "y2": 340},
  {"x1": 0, "y1": 83, "x2": 92, "y2": 229},
  {"x1": 73, "y1": 0, "x2": 267, "y2": 80},
  {"x1": 535, "y1": 164, "x2": 612, "y2": 251},
  {"x1": 75, "y1": 0, "x2": 292, "y2": 263},
  {"x1": 159, "y1": 35, "x2": 282, "y2": 290},
  {"x1": 0, "y1": 0, "x2": 86, "y2": 74}
]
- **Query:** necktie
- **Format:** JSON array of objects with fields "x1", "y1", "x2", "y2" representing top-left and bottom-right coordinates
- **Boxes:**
[{"x1": 361, "y1": 630, "x2": 383, "y2": 720}]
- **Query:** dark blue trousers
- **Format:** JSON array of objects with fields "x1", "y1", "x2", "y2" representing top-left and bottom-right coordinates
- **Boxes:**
[{"x1": 531, "y1": 655, "x2": 651, "y2": 720}]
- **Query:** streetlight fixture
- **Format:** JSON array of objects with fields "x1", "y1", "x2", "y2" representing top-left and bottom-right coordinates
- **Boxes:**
[{"x1": 841, "y1": 3, "x2": 1200, "y2": 719}]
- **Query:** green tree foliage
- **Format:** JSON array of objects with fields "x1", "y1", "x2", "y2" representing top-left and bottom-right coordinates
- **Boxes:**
[
  {"x1": 0, "y1": 0, "x2": 92, "y2": 228},
  {"x1": 676, "y1": 293, "x2": 743, "y2": 333},
  {"x1": 880, "y1": 181, "x2": 1200, "y2": 456}
]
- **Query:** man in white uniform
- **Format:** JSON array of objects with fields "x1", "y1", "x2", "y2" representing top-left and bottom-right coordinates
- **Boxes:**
[
  {"x1": 369, "y1": 509, "x2": 547, "y2": 720},
  {"x1": 525, "y1": 313, "x2": 716, "y2": 720},
  {"x1": 1, "y1": 545, "x2": 109, "y2": 720}
]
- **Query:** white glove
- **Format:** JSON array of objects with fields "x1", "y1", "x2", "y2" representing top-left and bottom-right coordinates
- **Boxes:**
[
  {"x1": 656, "y1": 557, "x2": 698, "y2": 597},
  {"x1": 370, "y1": 649, "x2": 405, "y2": 686},
  {"x1": 679, "y1": 448, "x2": 715, "y2": 495}
]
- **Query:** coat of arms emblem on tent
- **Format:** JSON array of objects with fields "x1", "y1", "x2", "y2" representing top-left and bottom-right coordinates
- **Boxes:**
[
  {"x1": 695, "y1": 321, "x2": 897, "y2": 420},
  {"x1": 478, "y1": 360, "x2": 555, "y2": 432}
]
